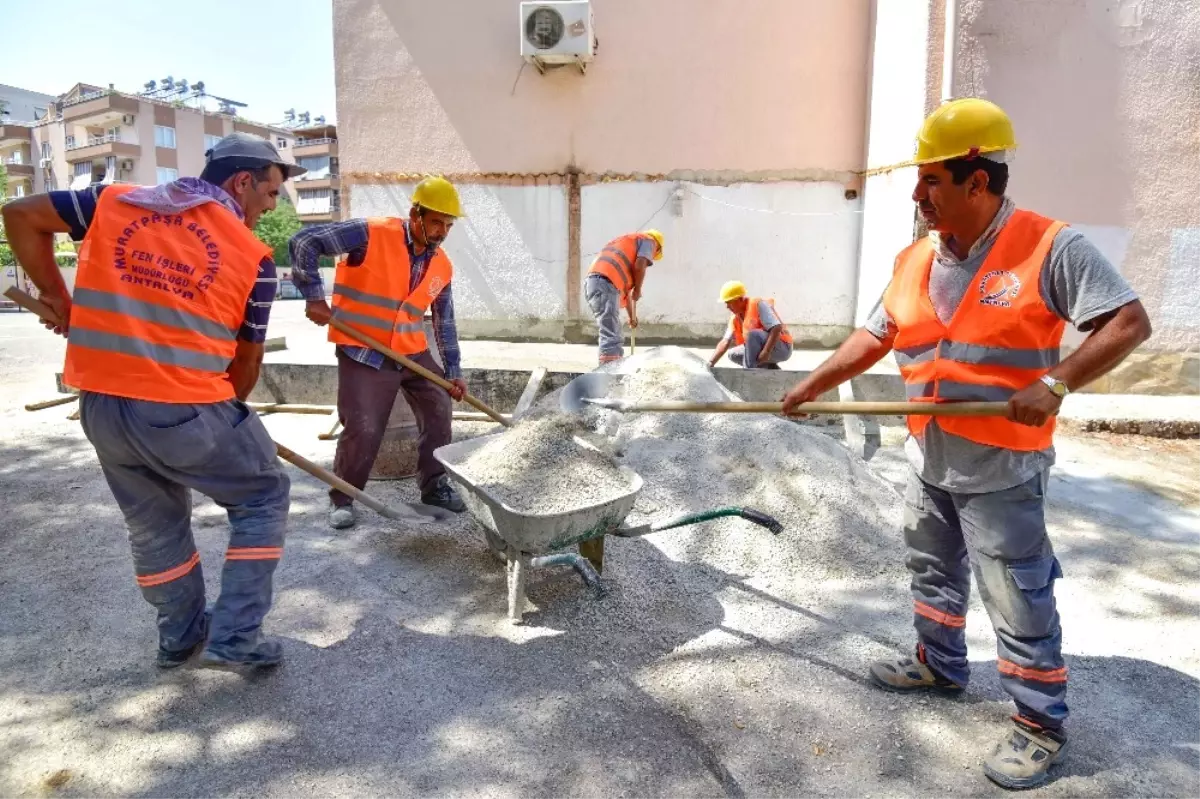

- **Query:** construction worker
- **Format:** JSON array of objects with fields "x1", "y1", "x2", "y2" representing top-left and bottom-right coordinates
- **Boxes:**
[
  {"x1": 0, "y1": 133, "x2": 305, "y2": 670},
  {"x1": 585, "y1": 229, "x2": 664, "y2": 363},
  {"x1": 290, "y1": 176, "x2": 469, "y2": 529},
  {"x1": 707, "y1": 281, "x2": 794, "y2": 369},
  {"x1": 781, "y1": 99, "x2": 1151, "y2": 789}
]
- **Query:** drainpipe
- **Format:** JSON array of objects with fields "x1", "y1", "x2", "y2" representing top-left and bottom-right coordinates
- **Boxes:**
[{"x1": 941, "y1": 0, "x2": 958, "y2": 102}]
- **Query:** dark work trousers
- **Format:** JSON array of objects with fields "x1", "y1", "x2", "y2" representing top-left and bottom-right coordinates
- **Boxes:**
[{"x1": 331, "y1": 349, "x2": 453, "y2": 505}]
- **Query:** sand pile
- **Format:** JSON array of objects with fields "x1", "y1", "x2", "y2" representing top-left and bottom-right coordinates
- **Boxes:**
[
  {"x1": 454, "y1": 413, "x2": 633, "y2": 514},
  {"x1": 539, "y1": 349, "x2": 905, "y2": 581}
]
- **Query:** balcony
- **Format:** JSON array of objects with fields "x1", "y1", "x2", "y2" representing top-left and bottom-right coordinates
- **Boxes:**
[
  {"x1": 294, "y1": 137, "x2": 338, "y2": 158},
  {"x1": 1, "y1": 157, "x2": 34, "y2": 179},
  {"x1": 293, "y1": 175, "x2": 337, "y2": 191},
  {"x1": 0, "y1": 124, "x2": 33, "y2": 145},
  {"x1": 61, "y1": 90, "x2": 140, "y2": 124},
  {"x1": 64, "y1": 133, "x2": 140, "y2": 163}
]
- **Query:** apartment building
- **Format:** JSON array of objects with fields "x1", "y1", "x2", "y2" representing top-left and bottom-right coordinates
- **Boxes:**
[
  {"x1": 4, "y1": 83, "x2": 298, "y2": 200},
  {"x1": 291, "y1": 122, "x2": 341, "y2": 224},
  {"x1": 0, "y1": 84, "x2": 55, "y2": 200}
]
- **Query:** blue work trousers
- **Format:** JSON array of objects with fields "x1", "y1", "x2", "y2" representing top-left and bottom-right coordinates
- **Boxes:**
[
  {"x1": 728, "y1": 329, "x2": 792, "y2": 368},
  {"x1": 904, "y1": 470, "x2": 1067, "y2": 727},
  {"x1": 79, "y1": 392, "x2": 290, "y2": 660}
]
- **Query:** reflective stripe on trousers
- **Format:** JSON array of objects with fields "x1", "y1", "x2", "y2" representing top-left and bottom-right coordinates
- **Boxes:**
[
  {"x1": 902, "y1": 470, "x2": 1067, "y2": 727},
  {"x1": 79, "y1": 392, "x2": 290, "y2": 659}
]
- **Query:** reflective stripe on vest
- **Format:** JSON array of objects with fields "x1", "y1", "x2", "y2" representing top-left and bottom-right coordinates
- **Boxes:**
[
  {"x1": 327, "y1": 218, "x2": 453, "y2": 355},
  {"x1": 62, "y1": 185, "x2": 268, "y2": 403},
  {"x1": 882, "y1": 209, "x2": 1067, "y2": 451}
]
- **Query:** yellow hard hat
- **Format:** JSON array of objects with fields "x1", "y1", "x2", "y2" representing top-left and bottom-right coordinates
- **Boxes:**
[
  {"x1": 411, "y1": 175, "x2": 464, "y2": 217},
  {"x1": 643, "y1": 229, "x2": 664, "y2": 260},
  {"x1": 719, "y1": 280, "x2": 747, "y2": 303},
  {"x1": 908, "y1": 98, "x2": 1016, "y2": 166}
]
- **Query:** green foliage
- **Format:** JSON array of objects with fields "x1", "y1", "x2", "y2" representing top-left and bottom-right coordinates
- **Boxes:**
[{"x1": 253, "y1": 196, "x2": 301, "y2": 266}]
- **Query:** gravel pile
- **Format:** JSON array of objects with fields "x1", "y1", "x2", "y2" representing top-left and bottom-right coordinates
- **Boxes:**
[
  {"x1": 538, "y1": 349, "x2": 905, "y2": 581},
  {"x1": 454, "y1": 413, "x2": 633, "y2": 515}
]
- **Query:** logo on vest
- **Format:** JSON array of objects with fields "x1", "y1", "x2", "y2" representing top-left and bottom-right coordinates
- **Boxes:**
[
  {"x1": 427, "y1": 276, "x2": 445, "y2": 297},
  {"x1": 978, "y1": 270, "x2": 1021, "y2": 307}
]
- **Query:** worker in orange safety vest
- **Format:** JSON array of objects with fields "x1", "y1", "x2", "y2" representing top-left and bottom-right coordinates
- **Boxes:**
[
  {"x1": 1, "y1": 133, "x2": 305, "y2": 671},
  {"x1": 780, "y1": 98, "x2": 1152, "y2": 790},
  {"x1": 707, "y1": 281, "x2": 794, "y2": 369},
  {"x1": 584, "y1": 229, "x2": 663, "y2": 363}
]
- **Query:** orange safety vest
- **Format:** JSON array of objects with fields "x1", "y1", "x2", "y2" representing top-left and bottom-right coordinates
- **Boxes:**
[
  {"x1": 727, "y1": 297, "x2": 794, "y2": 346},
  {"x1": 327, "y1": 218, "x2": 452, "y2": 354},
  {"x1": 63, "y1": 184, "x2": 268, "y2": 403},
  {"x1": 587, "y1": 233, "x2": 653, "y2": 308},
  {"x1": 883, "y1": 209, "x2": 1067, "y2": 451}
]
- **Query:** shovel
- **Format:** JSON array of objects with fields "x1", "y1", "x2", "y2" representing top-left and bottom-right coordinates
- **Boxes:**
[{"x1": 559, "y1": 371, "x2": 1007, "y2": 418}]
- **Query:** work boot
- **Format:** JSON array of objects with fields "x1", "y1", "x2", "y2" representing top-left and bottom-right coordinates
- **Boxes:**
[
  {"x1": 984, "y1": 716, "x2": 1068, "y2": 790},
  {"x1": 156, "y1": 609, "x2": 211, "y2": 669},
  {"x1": 329, "y1": 503, "x2": 356, "y2": 530},
  {"x1": 422, "y1": 476, "x2": 466, "y2": 513},
  {"x1": 868, "y1": 646, "x2": 964, "y2": 695},
  {"x1": 199, "y1": 638, "x2": 284, "y2": 671}
]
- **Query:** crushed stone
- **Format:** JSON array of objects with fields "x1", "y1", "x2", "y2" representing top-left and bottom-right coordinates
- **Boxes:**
[
  {"x1": 453, "y1": 413, "x2": 633, "y2": 514},
  {"x1": 534, "y1": 349, "x2": 905, "y2": 582}
]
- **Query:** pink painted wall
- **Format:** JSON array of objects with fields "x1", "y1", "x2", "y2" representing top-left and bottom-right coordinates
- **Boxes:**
[{"x1": 334, "y1": 0, "x2": 872, "y2": 175}]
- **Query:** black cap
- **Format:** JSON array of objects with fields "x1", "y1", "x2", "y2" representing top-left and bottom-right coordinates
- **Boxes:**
[{"x1": 204, "y1": 132, "x2": 307, "y2": 178}]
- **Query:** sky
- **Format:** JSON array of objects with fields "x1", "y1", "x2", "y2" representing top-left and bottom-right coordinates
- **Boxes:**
[{"x1": 0, "y1": 0, "x2": 337, "y2": 126}]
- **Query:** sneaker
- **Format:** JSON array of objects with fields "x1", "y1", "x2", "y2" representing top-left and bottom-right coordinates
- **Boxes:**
[
  {"x1": 199, "y1": 638, "x2": 284, "y2": 671},
  {"x1": 422, "y1": 477, "x2": 466, "y2": 513},
  {"x1": 329, "y1": 503, "x2": 356, "y2": 529},
  {"x1": 984, "y1": 716, "x2": 1067, "y2": 790},
  {"x1": 155, "y1": 609, "x2": 212, "y2": 669},
  {"x1": 868, "y1": 646, "x2": 964, "y2": 695}
]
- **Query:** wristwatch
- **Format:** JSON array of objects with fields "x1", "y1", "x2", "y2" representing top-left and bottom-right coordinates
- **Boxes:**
[{"x1": 1039, "y1": 374, "x2": 1069, "y2": 398}]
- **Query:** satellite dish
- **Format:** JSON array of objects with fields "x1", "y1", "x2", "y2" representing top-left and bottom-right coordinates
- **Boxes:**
[{"x1": 194, "y1": 81, "x2": 205, "y2": 93}]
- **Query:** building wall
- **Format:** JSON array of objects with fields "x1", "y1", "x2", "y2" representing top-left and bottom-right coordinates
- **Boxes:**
[
  {"x1": 334, "y1": 0, "x2": 873, "y2": 339},
  {"x1": 951, "y1": 0, "x2": 1200, "y2": 356}
]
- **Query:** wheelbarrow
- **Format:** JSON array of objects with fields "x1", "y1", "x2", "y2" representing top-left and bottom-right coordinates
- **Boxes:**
[{"x1": 434, "y1": 433, "x2": 782, "y2": 623}]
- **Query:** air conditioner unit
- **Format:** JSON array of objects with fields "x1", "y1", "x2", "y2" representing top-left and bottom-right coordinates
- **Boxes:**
[
  {"x1": 39, "y1": 158, "x2": 52, "y2": 168},
  {"x1": 121, "y1": 114, "x2": 136, "y2": 125},
  {"x1": 520, "y1": 1, "x2": 595, "y2": 74},
  {"x1": 120, "y1": 160, "x2": 134, "y2": 171}
]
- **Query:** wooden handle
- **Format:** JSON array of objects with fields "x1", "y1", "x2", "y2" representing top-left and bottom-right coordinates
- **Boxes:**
[
  {"x1": 618, "y1": 400, "x2": 1010, "y2": 417},
  {"x1": 274, "y1": 441, "x2": 419, "y2": 522},
  {"x1": 25, "y1": 394, "x2": 80, "y2": 412},
  {"x1": 4, "y1": 287, "x2": 60, "y2": 325},
  {"x1": 327, "y1": 316, "x2": 512, "y2": 427}
]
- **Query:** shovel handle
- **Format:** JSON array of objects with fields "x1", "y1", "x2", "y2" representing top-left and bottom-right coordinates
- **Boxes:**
[
  {"x1": 611, "y1": 400, "x2": 1010, "y2": 417},
  {"x1": 327, "y1": 317, "x2": 511, "y2": 427},
  {"x1": 4, "y1": 287, "x2": 60, "y2": 325},
  {"x1": 274, "y1": 441, "x2": 422, "y2": 522}
]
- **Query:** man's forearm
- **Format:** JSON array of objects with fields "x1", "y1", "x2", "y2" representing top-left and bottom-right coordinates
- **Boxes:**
[
  {"x1": 1050, "y1": 301, "x2": 1152, "y2": 391},
  {"x1": 804, "y1": 328, "x2": 894, "y2": 393},
  {"x1": 228, "y1": 341, "x2": 265, "y2": 401},
  {"x1": 758, "y1": 327, "x2": 783, "y2": 363},
  {"x1": 1, "y1": 198, "x2": 71, "y2": 298},
  {"x1": 711, "y1": 338, "x2": 732, "y2": 365}
]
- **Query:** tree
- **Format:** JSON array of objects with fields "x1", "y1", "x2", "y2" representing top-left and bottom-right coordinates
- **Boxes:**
[{"x1": 254, "y1": 195, "x2": 301, "y2": 266}]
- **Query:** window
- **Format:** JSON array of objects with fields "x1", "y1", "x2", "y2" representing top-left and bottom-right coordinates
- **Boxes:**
[
  {"x1": 276, "y1": 137, "x2": 288, "y2": 148},
  {"x1": 296, "y1": 155, "x2": 331, "y2": 179},
  {"x1": 14, "y1": 184, "x2": 25, "y2": 197},
  {"x1": 157, "y1": 167, "x2": 179, "y2": 184},
  {"x1": 204, "y1": 134, "x2": 222, "y2": 152},
  {"x1": 154, "y1": 125, "x2": 176, "y2": 148},
  {"x1": 74, "y1": 162, "x2": 92, "y2": 177},
  {"x1": 33, "y1": 106, "x2": 47, "y2": 121},
  {"x1": 41, "y1": 141, "x2": 51, "y2": 160},
  {"x1": 65, "y1": 135, "x2": 76, "y2": 149},
  {"x1": 297, "y1": 187, "x2": 332, "y2": 215}
]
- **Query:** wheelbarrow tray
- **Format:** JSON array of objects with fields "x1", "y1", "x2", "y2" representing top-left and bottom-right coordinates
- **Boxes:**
[{"x1": 434, "y1": 433, "x2": 643, "y2": 555}]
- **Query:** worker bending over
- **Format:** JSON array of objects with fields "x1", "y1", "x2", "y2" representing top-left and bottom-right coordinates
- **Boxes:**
[
  {"x1": 585, "y1": 229, "x2": 663, "y2": 364},
  {"x1": 291, "y1": 176, "x2": 469, "y2": 529},
  {"x1": 708, "y1": 281, "x2": 793, "y2": 369},
  {"x1": 780, "y1": 99, "x2": 1151, "y2": 789},
  {"x1": 1, "y1": 134, "x2": 302, "y2": 670}
]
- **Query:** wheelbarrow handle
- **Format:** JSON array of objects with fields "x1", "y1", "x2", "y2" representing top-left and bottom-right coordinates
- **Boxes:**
[{"x1": 614, "y1": 506, "x2": 783, "y2": 538}]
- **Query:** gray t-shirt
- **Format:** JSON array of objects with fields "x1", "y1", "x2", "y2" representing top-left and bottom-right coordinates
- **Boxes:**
[{"x1": 865, "y1": 226, "x2": 1138, "y2": 493}]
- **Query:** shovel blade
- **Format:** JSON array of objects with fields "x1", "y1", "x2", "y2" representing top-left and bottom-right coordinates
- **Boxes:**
[{"x1": 560, "y1": 372, "x2": 616, "y2": 413}]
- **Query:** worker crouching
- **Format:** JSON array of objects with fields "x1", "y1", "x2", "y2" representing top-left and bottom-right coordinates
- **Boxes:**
[{"x1": 707, "y1": 281, "x2": 793, "y2": 369}]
